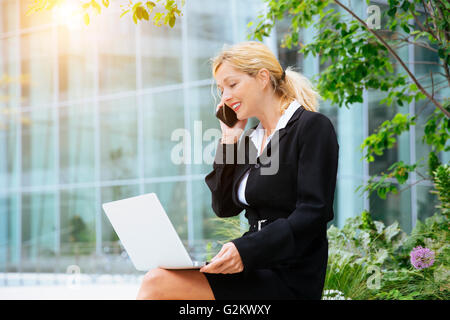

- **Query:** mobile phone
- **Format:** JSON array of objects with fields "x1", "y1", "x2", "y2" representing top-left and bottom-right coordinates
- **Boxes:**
[{"x1": 215, "y1": 104, "x2": 238, "y2": 128}]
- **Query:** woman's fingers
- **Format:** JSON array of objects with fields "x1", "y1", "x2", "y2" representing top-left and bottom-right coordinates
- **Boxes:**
[
  {"x1": 216, "y1": 102, "x2": 224, "y2": 112},
  {"x1": 200, "y1": 256, "x2": 224, "y2": 273},
  {"x1": 201, "y1": 246, "x2": 228, "y2": 273},
  {"x1": 200, "y1": 243, "x2": 243, "y2": 274}
]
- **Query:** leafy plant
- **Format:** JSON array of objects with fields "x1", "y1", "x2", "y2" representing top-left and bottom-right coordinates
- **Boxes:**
[
  {"x1": 248, "y1": 0, "x2": 449, "y2": 200},
  {"x1": 325, "y1": 164, "x2": 450, "y2": 300},
  {"x1": 325, "y1": 210, "x2": 407, "y2": 299},
  {"x1": 211, "y1": 216, "x2": 249, "y2": 245}
]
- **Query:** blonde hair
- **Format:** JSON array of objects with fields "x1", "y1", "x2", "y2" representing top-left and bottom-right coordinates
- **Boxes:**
[{"x1": 211, "y1": 41, "x2": 320, "y2": 113}]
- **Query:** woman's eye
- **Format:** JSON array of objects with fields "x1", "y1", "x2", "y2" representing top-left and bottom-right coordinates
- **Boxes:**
[{"x1": 217, "y1": 83, "x2": 237, "y2": 97}]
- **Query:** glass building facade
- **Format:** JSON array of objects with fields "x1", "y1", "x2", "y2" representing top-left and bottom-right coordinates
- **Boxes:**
[{"x1": 0, "y1": 0, "x2": 447, "y2": 278}]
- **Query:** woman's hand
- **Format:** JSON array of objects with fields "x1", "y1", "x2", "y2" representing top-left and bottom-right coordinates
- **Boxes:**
[
  {"x1": 200, "y1": 242, "x2": 244, "y2": 274},
  {"x1": 216, "y1": 103, "x2": 247, "y2": 143}
]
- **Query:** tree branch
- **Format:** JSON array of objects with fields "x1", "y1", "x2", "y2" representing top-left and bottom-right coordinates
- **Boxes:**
[
  {"x1": 426, "y1": 1, "x2": 445, "y2": 43},
  {"x1": 433, "y1": 83, "x2": 449, "y2": 94},
  {"x1": 408, "y1": 61, "x2": 442, "y2": 65},
  {"x1": 421, "y1": 0, "x2": 439, "y2": 40},
  {"x1": 425, "y1": 79, "x2": 447, "y2": 89},
  {"x1": 415, "y1": 169, "x2": 430, "y2": 181},
  {"x1": 410, "y1": 7, "x2": 431, "y2": 35},
  {"x1": 397, "y1": 36, "x2": 438, "y2": 53},
  {"x1": 333, "y1": 0, "x2": 450, "y2": 118},
  {"x1": 398, "y1": 177, "x2": 429, "y2": 195},
  {"x1": 416, "y1": 98, "x2": 434, "y2": 118},
  {"x1": 435, "y1": 1, "x2": 449, "y2": 43}
]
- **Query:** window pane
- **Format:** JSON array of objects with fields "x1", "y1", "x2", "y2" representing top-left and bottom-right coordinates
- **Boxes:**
[
  {"x1": 100, "y1": 97, "x2": 138, "y2": 181},
  {"x1": 58, "y1": 27, "x2": 96, "y2": 101},
  {"x1": 60, "y1": 188, "x2": 96, "y2": 272},
  {"x1": 21, "y1": 192, "x2": 57, "y2": 269},
  {"x1": 414, "y1": 99, "x2": 436, "y2": 175},
  {"x1": 59, "y1": 103, "x2": 95, "y2": 184},
  {"x1": 1, "y1": 37, "x2": 21, "y2": 109},
  {"x1": 143, "y1": 90, "x2": 186, "y2": 177},
  {"x1": 0, "y1": 110, "x2": 20, "y2": 189},
  {"x1": 276, "y1": 14, "x2": 303, "y2": 70},
  {"x1": 370, "y1": 185, "x2": 412, "y2": 234},
  {"x1": 417, "y1": 185, "x2": 440, "y2": 222},
  {"x1": 0, "y1": 194, "x2": 20, "y2": 271},
  {"x1": 1, "y1": 0, "x2": 19, "y2": 33},
  {"x1": 186, "y1": 0, "x2": 234, "y2": 81},
  {"x1": 368, "y1": 90, "x2": 410, "y2": 176},
  {"x1": 186, "y1": 85, "x2": 220, "y2": 175},
  {"x1": 234, "y1": 0, "x2": 264, "y2": 42},
  {"x1": 21, "y1": 108, "x2": 57, "y2": 186},
  {"x1": 98, "y1": 13, "x2": 136, "y2": 95},
  {"x1": 414, "y1": 30, "x2": 442, "y2": 90},
  {"x1": 335, "y1": 104, "x2": 364, "y2": 227},
  {"x1": 20, "y1": 31, "x2": 54, "y2": 108},
  {"x1": 141, "y1": 19, "x2": 182, "y2": 87}
]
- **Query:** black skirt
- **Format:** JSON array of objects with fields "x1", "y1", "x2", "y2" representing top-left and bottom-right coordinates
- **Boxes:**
[{"x1": 204, "y1": 268, "x2": 297, "y2": 300}]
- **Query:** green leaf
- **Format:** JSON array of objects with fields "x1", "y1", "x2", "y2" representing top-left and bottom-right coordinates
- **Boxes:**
[
  {"x1": 387, "y1": 7, "x2": 397, "y2": 17},
  {"x1": 91, "y1": 0, "x2": 101, "y2": 14},
  {"x1": 141, "y1": 7, "x2": 149, "y2": 20},
  {"x1": 401, "y1": 23, "x2": 410, "y2": 33},
  {"x1": 377, "y1": 187, "x2": 387, "y2": 199},
  {"x1": 132, "y1": 1, "x2": 143, "y2": 11},
  {"x1": 153, "y1": 12, "x2": 164, "y2": 26},
  {"x1": 146, "y1": 1, "x2": 156, "y2": 10},
  {"x1": 169, "y1": 14, "x2": 176, "y2": 28},
  {"x1": 83, "y1": 12, "x2": 90, "y2": 25},
  {"x1": 438, "y1": 47, "x2": 445, "y2": 59},
  {"x1": 400, "y1": 0, "x2": 410, "y2": 11},
  {"x1": 384, "y1": 221, "x2": 400, "y2": 242},
  {"x1": 135, "y1": 6, "x2": 142, "y2": 20},
  {"x1": 120, "y1": 9, "x2": 130, "y2": 18}
]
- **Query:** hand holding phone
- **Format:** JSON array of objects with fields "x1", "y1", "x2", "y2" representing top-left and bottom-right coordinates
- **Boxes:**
[
  {"x1": 215, "y1": 103, "x2": 248, "y2": 144},
  {"x1": 215, "y1": 104, "x2": 238, "y2": 128}
]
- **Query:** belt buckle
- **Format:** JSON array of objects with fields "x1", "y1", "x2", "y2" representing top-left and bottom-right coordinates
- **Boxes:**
[{"x1": 257, "y1": 219, "x2": 267, "y2": 231}]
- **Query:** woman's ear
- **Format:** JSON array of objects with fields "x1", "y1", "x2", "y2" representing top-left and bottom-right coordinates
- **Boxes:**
[{"x1": 256, "y1": 68, "x2": 271, "y2": 89}]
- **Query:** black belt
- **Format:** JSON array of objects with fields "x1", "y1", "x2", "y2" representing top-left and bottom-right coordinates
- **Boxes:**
[{"x1": 248, "y1": 218, "x2": 276, "y2": 232}]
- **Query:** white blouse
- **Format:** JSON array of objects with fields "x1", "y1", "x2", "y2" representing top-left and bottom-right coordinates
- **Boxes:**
[{"x1": 236, "y1": 100, "x2": 302, "y2": 206}]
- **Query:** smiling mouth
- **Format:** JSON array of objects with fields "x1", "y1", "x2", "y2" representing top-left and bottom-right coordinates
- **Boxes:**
[{"x1": 231, "y1": 102, "x2": 241, "y2": 111}]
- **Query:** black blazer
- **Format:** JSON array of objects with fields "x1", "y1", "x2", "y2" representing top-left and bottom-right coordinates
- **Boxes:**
[{"x1": 205, "y1": 106, "x2": 339, "y2": 299}]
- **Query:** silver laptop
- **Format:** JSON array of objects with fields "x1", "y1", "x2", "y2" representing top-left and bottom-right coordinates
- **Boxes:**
[{"x1": 102, "y1": 192, "x2": 208, "y2": 271}]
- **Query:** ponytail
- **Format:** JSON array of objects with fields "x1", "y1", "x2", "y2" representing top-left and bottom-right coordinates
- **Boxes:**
[{"x1": 278, "y1": 66, "x2": 320, "y2": 112}]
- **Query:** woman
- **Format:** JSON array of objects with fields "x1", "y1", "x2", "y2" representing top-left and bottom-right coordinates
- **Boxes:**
[{"x1": 136, "y1": 41, "x2": 339, "y2": 300}]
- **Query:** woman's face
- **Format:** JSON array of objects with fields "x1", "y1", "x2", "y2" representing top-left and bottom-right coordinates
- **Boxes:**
[{"x1": 215, "y1": 61, "x2": 267, "y2": 120}]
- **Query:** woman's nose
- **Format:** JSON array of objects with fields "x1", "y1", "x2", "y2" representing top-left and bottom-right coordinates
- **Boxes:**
[{"x1": 222, "y1": 92, "x2": 232, "y2": 103}]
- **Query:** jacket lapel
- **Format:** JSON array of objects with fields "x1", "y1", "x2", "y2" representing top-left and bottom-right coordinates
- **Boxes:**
[
  {"x1": 234, "y1": 133, "x2": 258, "y2": 178},
  {"x1": 231, "y1": 106, "x2": 306, "y2": 207},
  {"x1": 259, "y1": 106, "x2": 305, "y2": 166}
]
